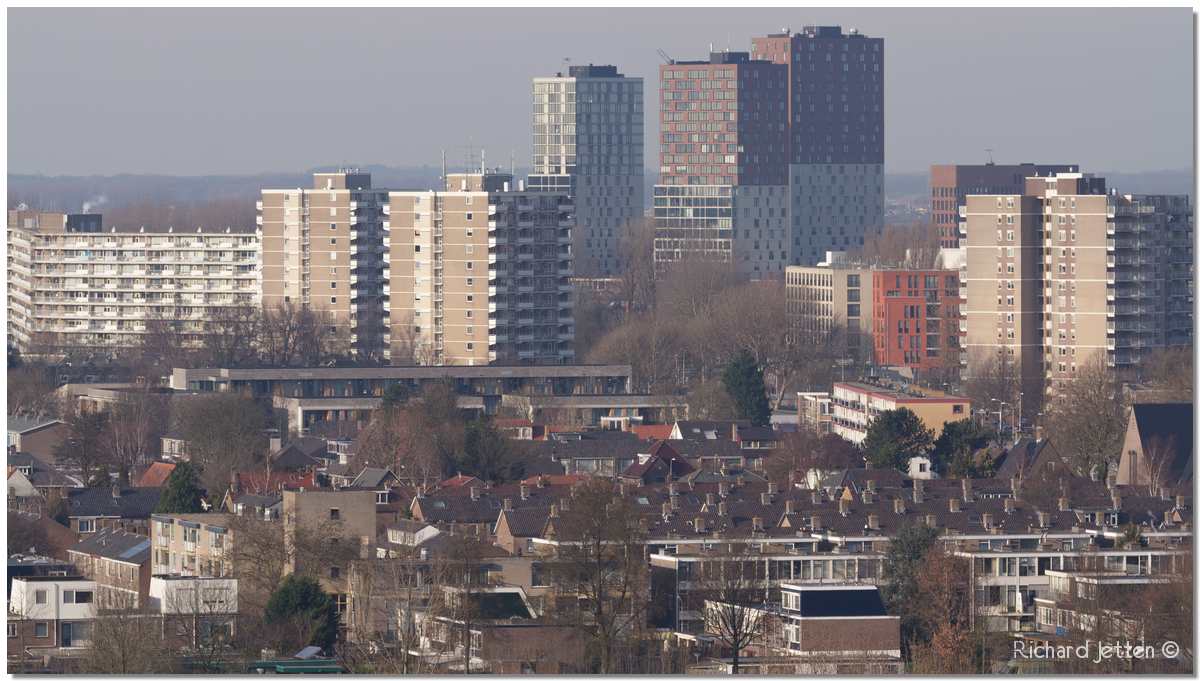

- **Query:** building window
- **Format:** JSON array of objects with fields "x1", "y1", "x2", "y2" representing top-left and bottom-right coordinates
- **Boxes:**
[
  {"x1": 7, "y1": 623, "x2": 15, "y2": 638},
  {"x1": 375, "y1": 492, "x2": 388, "y2": 504},
  {"x1": 78, "y1": 519, "x2": 96, "y2": 533},
  {"x1": 35, "y1": 589, "x2": 47, "y2": 605},
  {"x1": 34, "y1": 623, "x2": 48, "y2": 638},
  {"x1": 63, "y1": 590, "x2": 93, "y2": 604},
  {"x1": 330, "y1": 566, "x2": 341, "y2": 579},
  {"x1": 329, "y1": 508, "x2": 340, "y2": 520}
]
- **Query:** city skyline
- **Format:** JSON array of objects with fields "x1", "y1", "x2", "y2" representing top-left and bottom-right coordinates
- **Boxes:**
[{"x1": 8, "y1": 7, "x2": 1193, "y2": 176}]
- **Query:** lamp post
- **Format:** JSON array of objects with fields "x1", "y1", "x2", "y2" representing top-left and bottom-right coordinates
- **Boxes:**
[
  {"x1": 990, "y1": 398, "x2": 1007, "y2": 439},
  {"x1": 1016, "y1": 392, "x2": 1024, "y2": 434}
]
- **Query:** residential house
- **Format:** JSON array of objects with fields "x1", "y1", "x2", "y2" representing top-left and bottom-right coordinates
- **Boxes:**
[
  {"x1": 1115, "y1": 403, "x2": 1193, "y2": 490},
  {"x1": 65, "y1": 528, "x2": 152, "y2": 609},
  {"x1": 7, "y1": 417, "x2": 69, "y2": 465},
  {"x1": 62, "y1": 485, "x2": 162, "y2": 539}
]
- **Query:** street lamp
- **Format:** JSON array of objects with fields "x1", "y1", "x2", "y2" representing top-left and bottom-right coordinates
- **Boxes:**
[
  {"x1": 990, "y1": 398, "x2": 1008, "y2": 438},
  {"x1": 1016, "y1": 392, "x2": 1024, "y2": 434}
]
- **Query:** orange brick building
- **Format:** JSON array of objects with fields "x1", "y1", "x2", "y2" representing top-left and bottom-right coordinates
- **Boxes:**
[{"x1": 871, "y1": 270, "x2": 962, "y2": 372}]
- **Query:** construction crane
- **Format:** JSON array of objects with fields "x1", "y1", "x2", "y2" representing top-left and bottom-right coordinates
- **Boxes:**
[
  {"x1": 656, "y1": 48, "x2": 674, "y2": 65},
  {"x1": 985, "y1": 148, "x2": 995, "y2": 165}
]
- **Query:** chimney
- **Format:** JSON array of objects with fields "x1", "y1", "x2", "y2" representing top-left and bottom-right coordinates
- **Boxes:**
[
  {"x1": 731, "y1": 421, "x2": 739, "y2": 442},
  {"x1": 705, "y1": 492, "x2": 717, "y2": 507},
  {"x1": 982, "y1": 512, "x2": 994, "y2": 530},
  {"x1": 520, "y1": 484, "x2": 529, "y2": 500},
  {"x1": 1036, "y1": 511, "x2": 1048, "y2": 527},
  {"x1": 866, "y1": 479, "x2": 877, "y2": 493},
  {"x1": 661, "y1": 502, "x2": 670, "y2": 519},
  {"x1": 1176, "y1": 495, "x2": 1186, "y2": 509},
  {"x1": 785, "y1": 500, "x2": 795, "y2": 515},
  {"x1": 961, "y1": 478, "x2": 973, "y2": 502},
  {"x1": 1163, "y1": 510, "x2": 1173, "y2": 527},
  {"x1": 669, "y1": 482, "x2": 678, "y2": 496},
  {"x1": 811, "y1": 514, "x2": 823, "y2": 531},
  {"x1": 1010, "y1": 477, "x2": 1021, "y2": 499},
  {"x1": 767, "y1": 481, "x2": 778, "y2": 496},
  {"x1": 949, "y1": 497, "x2": 961, "y2": 514},
  {"x1": 752, "y1": 516, "x2": 764, "y2": 532},
  {"x1": 503, "y1": 497, "x2": 513, "y2": 511},
  {"x1": 111, "y1": 484, "x2": 121, "y2": 499},
  {"x1": 1004, "y1": 498, "x2": 1015, "y2": 514},
  {"x1": 913, "y1": 479, "x2": 925, "y2": 504},
  {"x1": 862, "y1": 491, "x2": 873, "y2": 505},
  {"x1": 1111, "y1": 493, "x2": 1121, "y2": 512},
  {"x1": 811, "y1": 490, "x2": 821, "y2": 505},
  {"x1": 694, "y1": 517, "x2": 706, "y2": 533},
  {"x1": 839, "y1": 498, "x2": 850, "y2": 516},
  {"x1": 761, "y1": 492, "x2": 771, "y2": 505},
  {"x1": 925, "y1": 514, "x2": 937, "y2": 528},
  {"x1": 717, "y1": 502, "x2": 727, "y2": 517},
  {"x1": 893, "y1": 498, "x2": 905, "y2": 515},
  {"x1": 470, "y1": 486, "x2": 480, "y2": 501},
  {"x1": 1058, "y1": 496, "x2": 1069, "y2": 512},
  {"x1": 719, "y1": 482, "x2": 730, "y2": 498},
  {"x1": 864, "y1": 459, "x2": 873, "y2": 470},
  {"x1": 536, "y1": 475, "x2": 547, "y2": 488},
  {"x1": 550, "y1": 504, "x2": 559, "y2": 518}
]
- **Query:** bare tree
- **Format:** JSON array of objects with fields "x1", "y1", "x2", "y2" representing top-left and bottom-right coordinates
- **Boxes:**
[
  {"x1": 617, "y1": 217, "x2": 658, "y2": 315},
  {"x1": 586, "y1": 313, "x2": 684, "y2": 394},
  {"x1": 1042, "y1": 356, "x2": 1128, "y2": 479},
  {"x1": 54, "y1": 406, "x2": 112, "y2": 485},
  {"x1": 200, "y1": 304, "x2": 262, "y2": 368},
  {"x1": 175, "y1": 392, "x2": 268, "y2": 499},
  {"x1": 850, "y1": 222, "x2": 940, "y2": 269},
  {"x1": 80, "y1": 606, "x2": 175, "y2": 674},
  {"x1": 104, "y1": 388, "x2": 168, "y2": 485},
  {"x1": 698, "y1": 558, "x2": 773, "y2": 674},
  {"x1": 162, "y1": 578, "x2": 239, "y2": 670},
  {"x1": 6, "y1": 365, "x2": 62, "y2": 420},
  {"x1": 1139, "y1": 435, "x2": 1180, "y2": 497},
  {"x1": 546, "y1": 480, "x2": 648, "y2": 674}
]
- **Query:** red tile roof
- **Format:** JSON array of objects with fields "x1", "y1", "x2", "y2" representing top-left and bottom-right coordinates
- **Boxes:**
[
  {"x1": 234, "y1": 469, "x2": 316, "y2": 495},
  {"x1": 631, "y1": 424, "x2": 673, "y2": 441},
  {"x1": 137, "y1": 462, "x2": 176, "y2": 487}
]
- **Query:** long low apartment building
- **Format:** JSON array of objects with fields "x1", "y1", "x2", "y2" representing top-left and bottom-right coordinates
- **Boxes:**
[
  {"x1": 7, "y1": 208, "x2": 260, "y2": 354},
  {"x1": 830, "y1": 380, "x2": 971, "y2": 445}
]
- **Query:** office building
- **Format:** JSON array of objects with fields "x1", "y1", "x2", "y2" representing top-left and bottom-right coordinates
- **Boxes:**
[
  {"x1": 653, "y1": 51, "x2": 790, "y2": 279},
  {"x1": 961, "y1": 171, "x2": 1193, "y2": 399},
  {"x1": 930, "y1": 163, "x2": 1077, "y2": 248},
  {"x1": 7, "y1": 209, "x2": 260, "y2": 354},
  {"x1": 387, "y1": 171, "x2": 575, "y2": 365},
  {"x1": 753, "y1": 26, "x2": 885, "y2": 266},
  {"x1": 258, "y1": 171, "x2": 389, "y2": 361},
  {"x1": 784, "y1": 262, "x2": 874, "y2": 361},
  {"x1": 531, "y1": 64, "x2": 643, "y2": 277},
  {"x1": 871, "y1": 268, "x2": 962, "y2": 372}
]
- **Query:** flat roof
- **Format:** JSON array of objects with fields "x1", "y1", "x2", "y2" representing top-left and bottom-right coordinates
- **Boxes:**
[
  {"x1": 835, "y1": 381, "x2": 968, "y2": 404},
  {"x1": 175, "y1": 364, "x2": 632, "y2": 381}
]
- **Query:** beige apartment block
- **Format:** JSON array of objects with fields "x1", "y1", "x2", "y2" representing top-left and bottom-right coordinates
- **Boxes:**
[
  {"x1": 258, "y1": 171, "x2": 390, "y2": 361},
  {"x1": 7, "y1": 209, "x2": 259, "y2": 354},
  {"x1": 387, "y1": 171, "x2": 575, "y2": 366},
  {"x1": 785, "y1": 262, "x2": 874, "y2": 361},
  {"x1": 961, "y1": 171, "x2": 1193, "y2": 400}
]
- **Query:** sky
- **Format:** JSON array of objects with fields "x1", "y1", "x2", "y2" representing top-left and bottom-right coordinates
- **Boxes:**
[{"x1": 8, "y1": 7, "x2": 1194, "y2": 176}]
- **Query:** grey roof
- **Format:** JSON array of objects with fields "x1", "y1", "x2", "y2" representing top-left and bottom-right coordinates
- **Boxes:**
[
  {"x1": 271, "y1": 437, "x2": 326, "y2": 471},
  {"x1": 67, "y1": 486, "x2": 162, "y2": 520},
  {"x1": 7, "y1": 416, "x2": 64, "y2": 434},
  {"x1": 68, "y1": 527, "x2": 151, "y2": 565},
  {"x1": 233, "y1": 493, "x2": 282, "y2": 509},
  {"x1": 8, "y1": 452, "x2": 82, "y2": 488},
  {"x1": 1131, "y1": 403, "x2": 1194, "y2": 485},
  {"x1": 498, "y1": 507, "x2": 551, "y2": 538},
  {"x1": 349, "y1": 467, "x2": 397, "y2": 489}
]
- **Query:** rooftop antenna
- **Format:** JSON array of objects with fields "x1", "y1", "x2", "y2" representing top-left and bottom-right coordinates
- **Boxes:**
[
  {"x1": 441, "y1": 150, "x2": 446, "y2": 184},
  {"x1": 481, "y1": 148, "x2": 486, "y2": 175},
  {"x1": 985, "y1": 148, "x2": 995, "y2": 165},
  {"x1": 510, "y1": 151, "x2": 515, "y2": 178}
]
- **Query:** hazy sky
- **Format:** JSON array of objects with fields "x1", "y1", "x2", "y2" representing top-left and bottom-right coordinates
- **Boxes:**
[{"x1": 8, "y1": 7, "x2": 1194, "y2": 176}]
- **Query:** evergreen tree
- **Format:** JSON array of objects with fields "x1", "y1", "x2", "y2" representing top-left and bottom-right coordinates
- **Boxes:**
[
  {"x1": 863, "y1": 408, "x2": 935, "y2": 472},
  {"x1": 265, "y1": 574, "x2": 339, "y2": 653},
  {"x1": 932, "y1": 419, "x2": 994, "y2": 477},
  {"x1": 721, "y1": 350, "x2": 771, "y2": 426},
  {"x1": 457, "y1": 420, "x2": 525, "y2": 483},
  {"x1": 154, "y1": 461, "x2": 206, "y2": 514}
]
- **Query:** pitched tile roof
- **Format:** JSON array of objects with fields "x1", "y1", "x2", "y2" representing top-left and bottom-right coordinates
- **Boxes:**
[
  {"x1": 137, "y1": 461, "x2": 176, "y2": 487},
  {"x1": 498, "y1": 507, "x2": 551, "y2": 538},
  {"x1": 68, "y1": 527, "x2": 151, "y2": 565},
  {"x1": 7, "y1": 416, "x2": 65, "y2": 434},
  {"x1": 1131, "y1": 403, "x2": 1194, "y2": 485},
  {"x1": 8, "y1": 452, "x2": 82, "y2": 489},
  {"x1": 67, "y1": 486, "x2": 162, "y2": 520}
]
